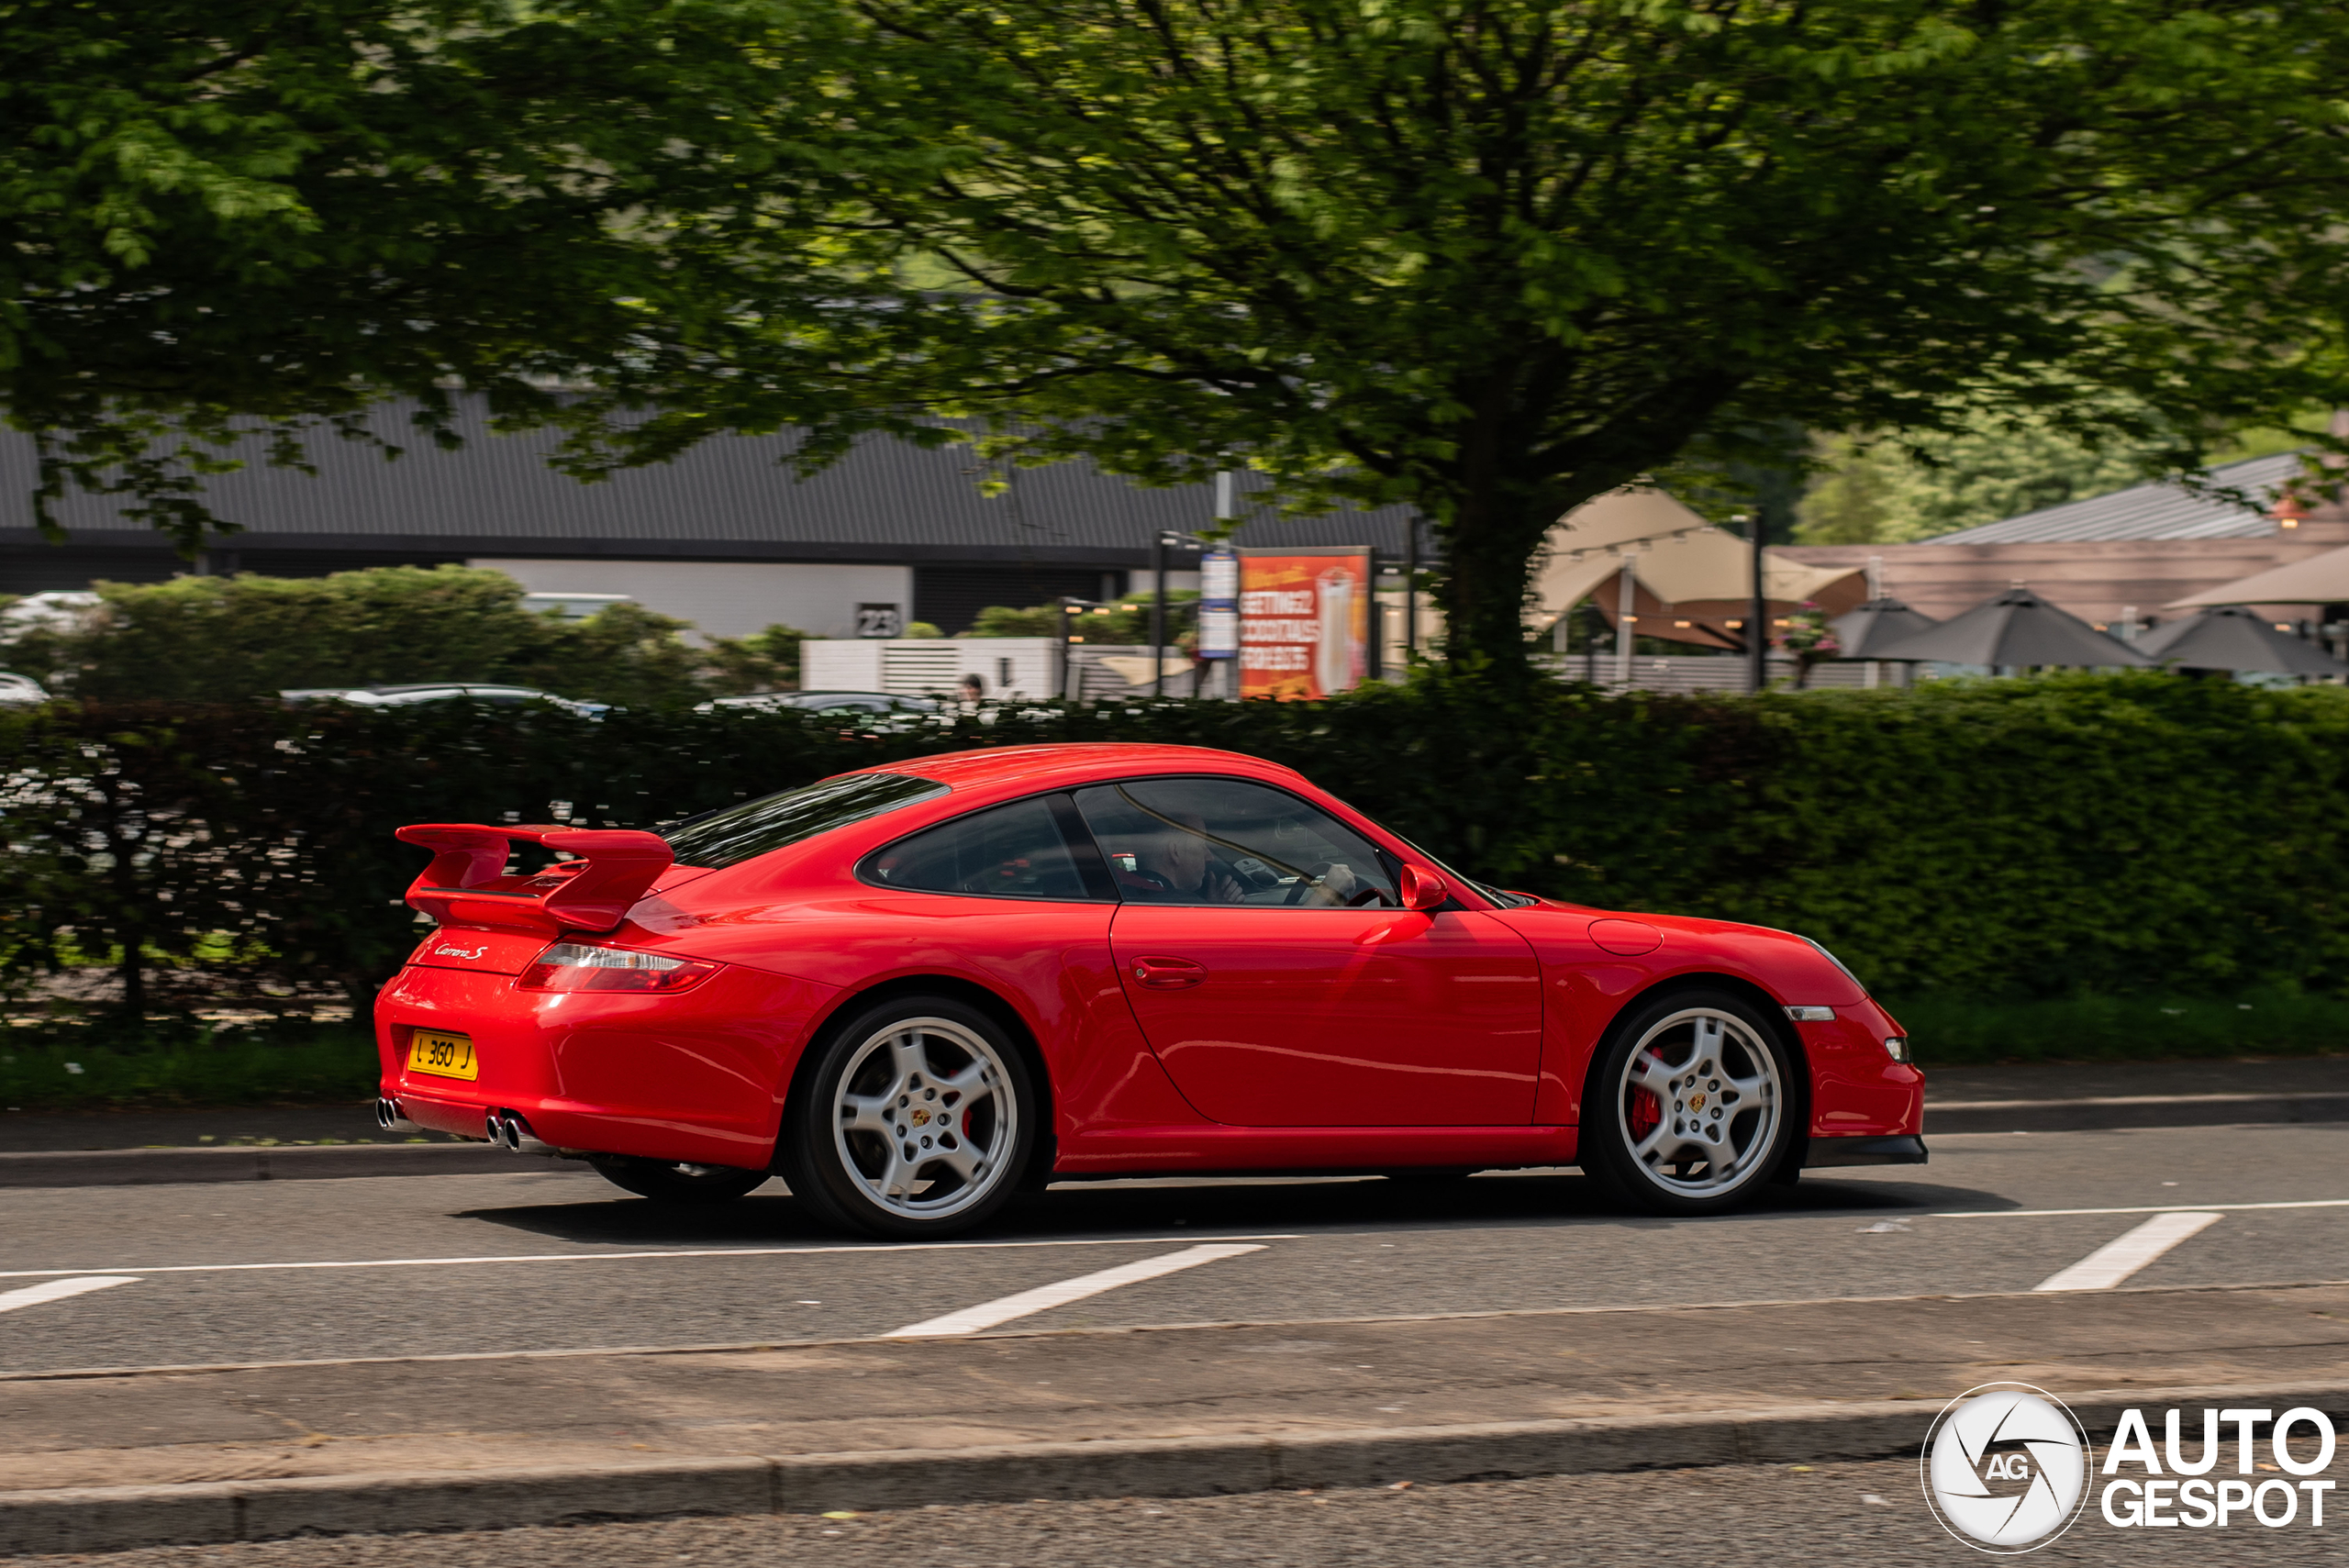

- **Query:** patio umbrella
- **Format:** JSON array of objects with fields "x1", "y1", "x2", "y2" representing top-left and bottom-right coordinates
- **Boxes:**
[
  {"x1": 2168, "y1": 541, "x2": 2349, "y2": 607},
  {"x1": 1865, "y1": 587, "x2": 2153, "y2": 668},
  {"x1": 2132, "y1": 606, "x2": 2346, "y2": 677},
  {"x1": 1830, "y1": 596, "x2": 1940, "y2": 660}
]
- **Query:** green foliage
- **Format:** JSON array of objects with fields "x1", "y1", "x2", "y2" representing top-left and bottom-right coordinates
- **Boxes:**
[
  {"x1": 7, "y1": 675, "x2": 2349, "y2": 1030},
  {"x1": 0, "y1": 566, "x2": 779, "y2": 706},
  {"x1": 0, "y1": 1025, "x2": 379, "y2": 1110},
  {"x1": 967, "y1": 591, "x2": 1198, "y2": 646},
  {"x1": 1795, "y1": 423, "x2": 2165, "y2": 544},
  {"x1": 16, "y1": 2, "x2": 2349, "y2": 688},
  {"x1": 1, "y1": 0, "x2": 783, "y2": 544},
  {"x1": 700, "y1": 623, "x2": 808, "y2": 694},
  {"x1": 536, "y1": 0, "x2": 2349, "y2": 679},
  {"x1": 1890, "y1": 992, "x2": 2349, "y2": 1067}
]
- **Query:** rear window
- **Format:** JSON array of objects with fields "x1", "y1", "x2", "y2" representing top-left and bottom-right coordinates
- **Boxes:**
[{"x1": 662, "y1": 773, "x2": 948, "y2": 869}]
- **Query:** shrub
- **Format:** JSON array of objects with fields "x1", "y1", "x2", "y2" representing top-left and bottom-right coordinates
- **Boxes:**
[
  {"x1": 0, "y1": 567, "x2": 798, "y2": 706},
  {"x1": 3, "y1": 673, "x2": 2345, "y2": 1025}
]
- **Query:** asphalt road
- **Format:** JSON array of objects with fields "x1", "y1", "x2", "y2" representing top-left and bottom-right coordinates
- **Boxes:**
[
  {"x1": 4, "y1": 1121, "x2": 2346, "y2": 1374},
  {"x1": 37, "y1": 1458, "x2": 2342, "y2": 1568}
]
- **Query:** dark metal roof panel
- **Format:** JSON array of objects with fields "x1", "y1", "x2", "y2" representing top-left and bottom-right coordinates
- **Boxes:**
[
  {"x1": 1922, "y1": 452, "x2": 2302, "y2": 546},
  {"x1": 0, "y1": 399, "x2": 1416, "y2": 559}
]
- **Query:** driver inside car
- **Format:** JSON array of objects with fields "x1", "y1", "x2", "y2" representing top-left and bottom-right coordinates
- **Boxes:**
[{"x1": 1119, "y1": 812, "x2": 1363, "y2": 906}]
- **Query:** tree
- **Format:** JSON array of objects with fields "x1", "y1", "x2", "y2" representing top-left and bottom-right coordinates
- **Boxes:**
[
  {"x1": 0, "y1": 1, "x2": 778, "y2": 545},
  {"x1": 17, "y1": 3, "x2": 2349, "y2": 681},
  {"x1": 547, "y1": 0, "x2": 2349, "y2": 679},
  {"x1": 0, "y1": 565, "x2": 791, "y2": 706}
]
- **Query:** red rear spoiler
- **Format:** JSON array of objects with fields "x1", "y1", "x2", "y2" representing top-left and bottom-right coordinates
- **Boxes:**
[{"x1": 396, "y1": 823, "x2": 674, "y2": 935}]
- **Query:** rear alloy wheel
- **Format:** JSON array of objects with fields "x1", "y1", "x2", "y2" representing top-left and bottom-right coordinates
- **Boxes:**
[
  {"x1": 586, "y1": 1154, "x2": 772, "y2": 1204},
  {"x1": 781, "y1": 997, "x2": 1036, "y2": 1240},
  {"x1": 1582, "y1": 991, "x2": 1794, "y2": 1216}
]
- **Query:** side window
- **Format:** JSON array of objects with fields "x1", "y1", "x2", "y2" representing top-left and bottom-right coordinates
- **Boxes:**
[
  {"x1": 1071, "y1": 777, "x2": 1399, "y2": 908},
  {"x1": 861, "y1": 795, "x2": 1104, "y2": 901}
]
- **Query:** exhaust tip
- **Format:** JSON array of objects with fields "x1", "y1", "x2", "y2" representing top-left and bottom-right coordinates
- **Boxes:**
[
  {"x1": 485, "y1": 1110, "x2": 513, "y2": 1149},
  {"x1": 374, "y1": 1097, "x2": 407, "y2": 1130}
]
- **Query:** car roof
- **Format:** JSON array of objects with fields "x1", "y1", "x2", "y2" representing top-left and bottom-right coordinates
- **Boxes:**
[{"x1": 860, "y1": 743, "x2": 1306, "y2": 791}]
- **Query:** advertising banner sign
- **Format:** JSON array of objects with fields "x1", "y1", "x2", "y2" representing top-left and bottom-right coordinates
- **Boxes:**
[{"x1": 1238, "y1": 547, "x2": 1373, "y2": 700}]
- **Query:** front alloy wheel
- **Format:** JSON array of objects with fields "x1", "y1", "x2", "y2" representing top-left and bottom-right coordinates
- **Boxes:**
[
  {"x1": 782, "y1": 998, "x2": 1035, "y2": 1239},
  {"x1": 1584, "y1": 992, "x2": 1793, "y2": 1215}
]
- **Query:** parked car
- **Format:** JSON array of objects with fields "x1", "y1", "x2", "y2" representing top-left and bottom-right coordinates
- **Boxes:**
[
  {"x1": 376, "y1": 744, "x2": 1923, "y2": 1238},
  {"x1": 696, "y1": 690, "x2": 941, "y2": 716},
  {"x1": 0, "y1": 672, "x2": 51, "y2": 706},
  {"x1": 281, "y1": 684, "x2": 607, "y2": 718}
]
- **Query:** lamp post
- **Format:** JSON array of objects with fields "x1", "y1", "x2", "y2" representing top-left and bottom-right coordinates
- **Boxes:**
[{"x1": 1738, "y1": 512, "x2": 1765, "y2": 695}]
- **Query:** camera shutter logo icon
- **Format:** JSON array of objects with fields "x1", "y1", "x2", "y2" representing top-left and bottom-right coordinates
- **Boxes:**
[{"x1": 1920, "y1": 1384, "x2": 2091, "y2": 1552}]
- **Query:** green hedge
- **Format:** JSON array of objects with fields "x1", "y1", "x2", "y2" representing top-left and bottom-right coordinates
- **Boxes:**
[{"x1": 4, "y1": 673, "x2": 2347, "y2": 1025}]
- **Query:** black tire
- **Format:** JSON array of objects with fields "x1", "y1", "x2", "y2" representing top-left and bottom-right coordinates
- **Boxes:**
[
  {"x1": 1579, "y1": 987, "x2": 1797, "y2": 1217},
  {"x1": 779, "y1": 995, "x2": 1038, "y2": 1240},
  {"x1": 586, "y1": 1154, "x2": 772, "y2": 1204}
]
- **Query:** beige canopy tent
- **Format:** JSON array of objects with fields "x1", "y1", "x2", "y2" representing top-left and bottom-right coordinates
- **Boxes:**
[
  {"x1": 1530, "y1": 489, "x2": 1868, "y2": 651},
  {"x1": 2168, "y1": 542, "x2": 2349, "y2": 608}
]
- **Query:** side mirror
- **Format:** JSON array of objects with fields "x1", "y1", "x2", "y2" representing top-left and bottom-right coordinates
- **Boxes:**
[{"x1": 1398, "y1": 863, "x2": 1447, "y2": 912}]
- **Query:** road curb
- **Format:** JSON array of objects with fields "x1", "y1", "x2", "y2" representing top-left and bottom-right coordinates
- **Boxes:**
[
  {"x1": 0, "y1": 1142, "x2": 512, "y2": 1188},
  {"x1": 6, "y1": 1380, "x2": 2345, "y2": 1554},
  {"x1": 1925, "y1": 1091, "x2": 2349, "y2": 1134}
]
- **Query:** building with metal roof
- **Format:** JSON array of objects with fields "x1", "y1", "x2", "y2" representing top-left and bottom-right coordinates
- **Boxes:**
[
  {"x1": 1779, "y1": 449, "x2": 2349, "y2": 628},
  {"x1": 0, "y1": 399, "x2": 1415, "y2": 638},
  {"x1": 1914, "y1": 452, "x2": 2304, "y2": 547}
]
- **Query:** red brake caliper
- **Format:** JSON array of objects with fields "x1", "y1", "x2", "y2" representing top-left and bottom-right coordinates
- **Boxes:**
[{"x1": 1627, "y1": 1048, "x2": 1663, "y2": 1140}]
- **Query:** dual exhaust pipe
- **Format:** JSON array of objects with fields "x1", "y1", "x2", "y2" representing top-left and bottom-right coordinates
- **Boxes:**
[
  {"x1": 484, "y1": 1106, "x2": 562, "y2": 1156},
  {"x1": 373, "y1": 1095, "x2": 569, "y2": 1158}
]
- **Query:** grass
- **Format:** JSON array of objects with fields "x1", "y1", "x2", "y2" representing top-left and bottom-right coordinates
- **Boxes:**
[
  {"x1": 4, "y1": 992, "x2": 2343, "y2": 1110},
  {"x1": 1888, "y1": 990, "x2": 2349, "y2": 1067},
  {"x1": 0, "y1": 1024, "x2": 379, "y2": 1112}
]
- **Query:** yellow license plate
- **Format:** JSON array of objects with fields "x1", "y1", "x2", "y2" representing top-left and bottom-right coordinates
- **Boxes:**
[{"x1": 406, "y1": 1029, "x2": 478, "y2": 1081}]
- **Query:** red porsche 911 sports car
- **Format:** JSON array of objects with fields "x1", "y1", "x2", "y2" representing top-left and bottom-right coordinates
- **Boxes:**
[{"x1": 375, "y1": 743, "x2": 1923, "y2": 1237}]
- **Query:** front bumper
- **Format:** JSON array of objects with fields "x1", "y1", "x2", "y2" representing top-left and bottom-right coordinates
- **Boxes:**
[{"x1": 1804, "y1": 1133, "x2": 1928, "y2": 1168}]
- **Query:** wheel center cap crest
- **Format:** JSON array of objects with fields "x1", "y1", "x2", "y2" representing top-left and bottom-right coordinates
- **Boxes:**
[{"x1": 1687, "y1": 1091, "x2": 1707, "y2": 1112}]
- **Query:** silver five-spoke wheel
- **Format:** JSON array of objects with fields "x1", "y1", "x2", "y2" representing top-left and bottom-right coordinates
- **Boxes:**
[
  {"x1": 833, "y1": 1017, "x2": 1019, "y2": 1221},
  {"x1": 1585, "y1": 991, "x2": 1794, "y2": 1214},
  {"x1": 784, "y1": 996, "x2": 1036, "y2": 1239}
]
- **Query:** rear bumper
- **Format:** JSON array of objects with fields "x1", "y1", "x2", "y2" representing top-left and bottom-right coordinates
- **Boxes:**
[
  {"x1": 374, "y1": 958, "x2": 838, "y2": 1169},
  {"x1": 1804, "y1": 1133, "x2": 1928, "y2": 1168}
]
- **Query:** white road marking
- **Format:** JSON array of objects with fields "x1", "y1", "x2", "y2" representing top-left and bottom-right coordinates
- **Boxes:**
[
  {"x1": 885, "y1": 1243, "x2": 1265, "y2": 1338},
  {"x1": 1937, "y1": 1199, "x2": 2349, "y2": 1218},
  {"x1": 2032, "y1": 1212, "x2": 2223, "y2": 1292},
  {"x1": 0, "y1": 1276, "x2": 138, "y2": 1315},
  {"x1": 0, "y1": 1235, "x2": 1300, "y2": 1284}
]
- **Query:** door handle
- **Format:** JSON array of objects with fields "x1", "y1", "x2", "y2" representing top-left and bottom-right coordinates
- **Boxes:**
[{"x1": 1130, "y1": 956, "x2": 1206, "y2": 989}]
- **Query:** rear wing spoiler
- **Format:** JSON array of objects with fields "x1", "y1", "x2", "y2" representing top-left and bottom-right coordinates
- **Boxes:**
[{"x1": 395, "y1": 824, "x2": 674, "y2": 935}]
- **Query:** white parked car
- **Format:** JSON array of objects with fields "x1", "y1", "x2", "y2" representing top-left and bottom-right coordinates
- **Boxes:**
[
  {"x1": 0, "y1": 672, "x2": 50, "y2": 706},
  {"x1": 696, "y1": 690, "x2": 941, "y2": 717},
  {"x1": 279, "y1": 684, "x2": 608, "y2": 717}
]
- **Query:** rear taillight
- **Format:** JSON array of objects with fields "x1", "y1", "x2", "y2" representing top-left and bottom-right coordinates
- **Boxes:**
[{"x1": 517, "y1": 940, "x2": 722, "y2": 994}]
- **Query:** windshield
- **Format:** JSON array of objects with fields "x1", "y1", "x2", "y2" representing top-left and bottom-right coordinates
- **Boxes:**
[{"x1": 662, "y1": 773, "x2": 948, "y2": 869}]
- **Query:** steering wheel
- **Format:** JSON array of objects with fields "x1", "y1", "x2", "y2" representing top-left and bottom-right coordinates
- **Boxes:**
[{"x1": 1281, "y1": 863, "x2": 1330, "y2": 905}]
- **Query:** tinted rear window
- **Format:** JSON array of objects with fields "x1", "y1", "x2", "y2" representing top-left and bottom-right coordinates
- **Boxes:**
[{"x1": 662, "y1": 773, "x2": 948, "y2": 869}]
